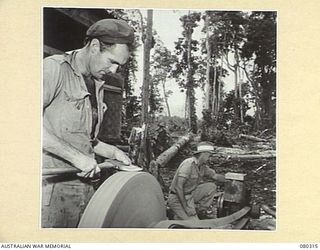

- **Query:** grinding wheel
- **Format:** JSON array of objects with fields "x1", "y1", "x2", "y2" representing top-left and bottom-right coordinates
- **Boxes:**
[{"x1": 78, "y1": 171, "x2": 167, "y2": 228}]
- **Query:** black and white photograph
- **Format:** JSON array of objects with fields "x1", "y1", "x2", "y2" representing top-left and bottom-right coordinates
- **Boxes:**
[{"x1": 42, "y1": 7, "x2": 277, "y2": 229}]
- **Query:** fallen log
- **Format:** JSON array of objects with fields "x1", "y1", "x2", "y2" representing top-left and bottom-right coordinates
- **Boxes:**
[
  {"x1": 239, "y1": 134, "x2": 268, "y2": 142},
  {"x1": 211, "y1": 147, "x2": 276, "y2": 161},
  {"x1": 214, "y1": 146, "x2": 248, "y2": 155},
  {"x1": 149, "y1": 133, "x2": 194, "y2": 180},
  {"x1": 210, "y1": 154, "x2": 275, "y2": 163},
  {"x1": 261, "y1": 204, "x2": 276, "y2": 218},
  {"x1": 227, "y1": 152, "x2": 276, "y2": 160}
]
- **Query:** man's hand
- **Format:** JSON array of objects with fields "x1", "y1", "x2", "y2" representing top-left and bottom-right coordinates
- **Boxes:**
[
  {"x1": 75, "y1": 156, "x2": 101, "y2": 178},
  {"x1": 114, "y1": 149, "x2": 131, "y2": 165},
  {"x1": 93, "y1": 140, "x2": 131, "y2": 165}
]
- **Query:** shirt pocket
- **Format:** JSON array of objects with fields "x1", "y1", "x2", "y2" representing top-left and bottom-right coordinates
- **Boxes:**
[{"x1": 61, "y1": 90, "x2": 89, "y2": 134}]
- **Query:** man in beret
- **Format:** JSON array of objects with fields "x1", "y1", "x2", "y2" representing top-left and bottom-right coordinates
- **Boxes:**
[
  {"x1": 42, "y1": 19, "x2": 135, "y2": 227},
  {"x1": 167, "y1": 142, "x2": 226, "y2": 220}
]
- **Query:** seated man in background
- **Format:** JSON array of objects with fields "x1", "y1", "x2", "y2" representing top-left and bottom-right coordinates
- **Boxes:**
[{"x1": 167, "y1": 142, "x2": 225, "y2": 220}]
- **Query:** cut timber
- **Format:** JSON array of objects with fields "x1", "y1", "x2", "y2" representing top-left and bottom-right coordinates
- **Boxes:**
[
  {"x1": 211, "y1": 147, "x2": 276, "y2": 161},
  {"x1": 214, "y1": 147, "x2": 248, "y2": 155},
  {"x1": 210, "y1": 152, "x2": 275, "y2": 162},
  {"x1": 149, "y1": 133, "x2": 193, "y2": 179},
  {"x1": 239, "y1": 134, "x2": 268, "y2": 142},
  {"x1": 227, "y1": 152, "x2": 276, "y2": 160}
]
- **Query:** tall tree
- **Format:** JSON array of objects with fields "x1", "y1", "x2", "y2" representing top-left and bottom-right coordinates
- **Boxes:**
[
  {"x1": 204, "y1": 11, "x2": 211, "y2": 111},
  {"x1": 219, "y1": 11, "x2": 247, "y2": 124},
  {"x1": 202, "y1": 11, "x2": 248, "y2": 123},
  {"x1": 149, "y1": 74, "x2": 164, "y2": 120},
  {"x1": 201, "y1": 11, "x2": 276, "y2": 131},
  {"x1": 241, "y1": 11, "x2": 277, "y2": 129},
  {"x1": 141, "y1": 10, "x2": 154, "y2": 125},
  {"x1": 150, "y1": 40, "x2": 176, "y2": 117},
  {"x1": 172, "y1": 11, "x2": 201, "y2": 133}
]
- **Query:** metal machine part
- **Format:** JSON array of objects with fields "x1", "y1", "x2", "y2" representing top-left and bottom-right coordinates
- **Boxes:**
[{"x1": 214, "y1": 172, "x2": 260, "y2": 219}]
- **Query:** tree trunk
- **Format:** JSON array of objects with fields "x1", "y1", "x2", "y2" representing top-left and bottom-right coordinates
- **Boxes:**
[
  {"x1": 204, "y1": 12, "x2": 211, "y2": 111},
  {"x1": 139, "y1": 10, "x2": 153, "y2": 170},
  {"x1": 216, "y1": 32, "x2": 226, "y2": 115},
  {"x1": 186, "y1": 26, "x2": 192, "y2": 129},
  {"x1": 242, "y1": 62, "x2": 262, "y2": 130},
  {"x1": 141, "y1": 10, "x2": 153, "y2": 125},
  {"x1": 185, "y1": 89, "x2": 189, "y2": 123},
  {"x1": 162, "y1": 80, "x2": 171, "y2": 117},
  {"x1": 211, "y1": 56, "x2": 217, "y2": 119},
  {"x1": 238, "y1": 67, "x2": 244, "y2": 123},
  {"x1": 216, "y1": 55, "x2": 224, "y2": 115},
  {"x1": 234, "y1": 42, "x2": 243, "y2": 124},
  {"x1": 232, "y1": 32, "x2": 244, "y2": 125},
  {"x1": 233, "y1": 50, "x2": 239, "y2": 120}
]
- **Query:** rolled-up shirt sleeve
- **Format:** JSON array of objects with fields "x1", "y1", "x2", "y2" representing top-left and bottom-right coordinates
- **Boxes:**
[
  {"x1": 43, "y1": 58, "x2": 62, "y2": 109},
  {"x1": 177, "y1": 160, "x2": 192, "y2": 178}
]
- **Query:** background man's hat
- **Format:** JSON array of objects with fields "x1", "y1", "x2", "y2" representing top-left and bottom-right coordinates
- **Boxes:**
[
  {"x1": 194, "y1": 141, "x2": 215, "y2": 154},
  {"x1": 86, "y1": 19, "x2": 134, "y2": 44}
]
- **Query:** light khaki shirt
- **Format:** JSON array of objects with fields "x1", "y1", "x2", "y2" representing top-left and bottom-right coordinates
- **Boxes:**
[
  {"x1": 43, "y1": 51, "x2": 107, "y2": 170},
  {"x1": 170, "y1": 157, "x2": 216, "y2": 195}
]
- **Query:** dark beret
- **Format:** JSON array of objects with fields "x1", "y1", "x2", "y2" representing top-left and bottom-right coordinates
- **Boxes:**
[{"x1": 86, "y1": 19, "x2": 134, "y2": 45}]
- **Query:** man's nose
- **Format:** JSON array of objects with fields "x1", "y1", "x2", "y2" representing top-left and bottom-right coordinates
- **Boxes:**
[{"x1": 109, "y1": 64, "x2": 119, "y2": 74}]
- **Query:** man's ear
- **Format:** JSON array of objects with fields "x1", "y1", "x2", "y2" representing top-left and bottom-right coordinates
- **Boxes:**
[{"x1": 89, "y1": 38, "x2": 100, "y2": 54}]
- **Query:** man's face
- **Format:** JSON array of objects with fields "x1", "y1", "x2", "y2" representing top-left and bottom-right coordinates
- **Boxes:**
[
  {"x1": 88, "y1": 41, "x2": 130, "y2": 80},
  {"x1": 198, "y1": 152, "x2": 211, "y2": 165}
]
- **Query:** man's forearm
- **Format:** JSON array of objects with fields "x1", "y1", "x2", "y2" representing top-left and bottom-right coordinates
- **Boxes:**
[
  {"x1": 175, "y1": 187, "x2": 188, "y2": 211},
  {"x1": 93, "y1": 140, "x2": 116, "y2": 158}
]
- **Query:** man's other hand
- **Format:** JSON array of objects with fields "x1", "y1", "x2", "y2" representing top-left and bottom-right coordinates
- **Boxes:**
[
  {"x1": 114, "y1": 149, "x2": 131, "y2": 165},
  {"x1": 75, "y1": 156, "x2": 101, "y2": 178}
]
